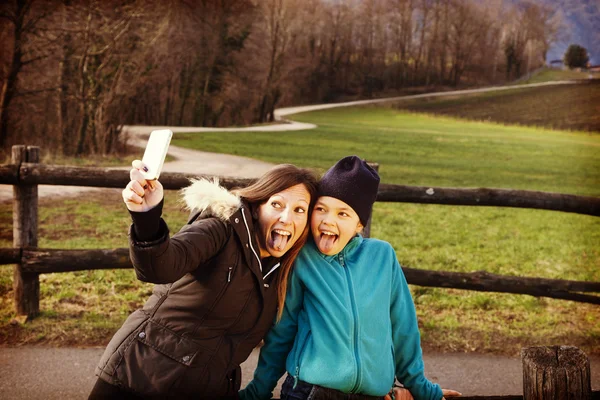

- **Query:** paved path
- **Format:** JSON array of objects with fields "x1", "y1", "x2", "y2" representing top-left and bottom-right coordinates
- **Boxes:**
[
  {"x1": 273, "y1": 80, "x2": 581, "y2": 118},
  {"x1": 0, "y1": 127, "x2": 277, "y2": 202},
  {"x1": 2, "y1": 346, "x2": 598, "y2": 399}
]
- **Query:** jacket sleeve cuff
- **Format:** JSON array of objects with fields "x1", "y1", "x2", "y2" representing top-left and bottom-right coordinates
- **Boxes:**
[{"x1": 129, "y1": 200, "x2": 164, "y2": 242}]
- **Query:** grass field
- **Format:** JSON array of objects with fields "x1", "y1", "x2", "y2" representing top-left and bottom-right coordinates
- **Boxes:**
[
  {"x1": 1, "y1": 89, "x2": 599, "y2": 356},
  {"x1": 393, "y1": 80, "x2": 600, "y2": 132},
  {"x1": 174, "y1": 107, "x2": 600, "y2": 195}
]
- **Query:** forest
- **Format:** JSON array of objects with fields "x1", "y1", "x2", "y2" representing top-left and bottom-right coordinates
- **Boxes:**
[{"x1": 0, "y1": 0, "x2": 564, "y2": 157}]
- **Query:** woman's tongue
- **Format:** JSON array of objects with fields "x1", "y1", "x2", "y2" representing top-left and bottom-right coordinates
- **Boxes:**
[
  {"x1": 270, "y1": 231, "x2": 289, "y2": 251},
  {"x1": 318, "y1": 233, "x2": 337, "y2": 253}
]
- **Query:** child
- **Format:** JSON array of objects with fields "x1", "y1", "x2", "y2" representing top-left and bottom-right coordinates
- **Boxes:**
[{"x1": 240, "y1": 156, "x2": 459, "y2": 400}]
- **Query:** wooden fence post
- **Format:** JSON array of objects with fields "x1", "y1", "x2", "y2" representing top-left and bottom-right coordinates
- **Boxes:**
[
  {"x1": 12, "y1": 145, "x2": 40, "y2": 318},
  {"x1": 362, "y1": 162, "x2": 379, "y2": 239},
  {"x1": 522, "y1": 345, "x2": 591, "y2": 400}
]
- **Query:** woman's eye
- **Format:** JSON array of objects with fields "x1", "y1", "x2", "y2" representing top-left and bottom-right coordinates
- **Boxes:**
[
  {"x1": 339, "y1": 212, "x2": 349, "y2": 217},
  {"x1": 295, "y1": 207, "x2": 306, "y2": 214},
  {"x1": 315, "y1": 206, "x2": 325, "y2": 212},
  {"x1": 271, "y1": 201, "x2": 282, "y2": 208}
]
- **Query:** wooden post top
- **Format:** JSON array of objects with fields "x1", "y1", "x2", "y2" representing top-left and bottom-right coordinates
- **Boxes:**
[
  {"x1": 522, "y1": 346, "x2": 591, "y2": 400},
  {"x1": 522, "y1": 345, "x2": 589, "y2": 367}
]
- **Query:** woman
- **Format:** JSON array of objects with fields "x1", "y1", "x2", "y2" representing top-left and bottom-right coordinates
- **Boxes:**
[{"x1": 90, "y1": 160, "x2": 318, "y2": 399}]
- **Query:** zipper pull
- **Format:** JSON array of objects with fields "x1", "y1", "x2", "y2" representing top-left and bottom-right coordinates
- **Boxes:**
[
  {"x1": 293, "y1": 366, "x2": 299, "y2": 389},
  {"x1": 227, "y1": 267, "x2": 233, "y2": 282}
]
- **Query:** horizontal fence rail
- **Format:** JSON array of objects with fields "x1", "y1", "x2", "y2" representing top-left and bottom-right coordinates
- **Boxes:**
[
  {"x1": 0, "y1": 247, "x2": 598, "y2": 304},
  {"x1": 378, "y1": 183, "x2": 600, "y2": 216},
  {"x1": 0, "y1": 163, "x2": 252, "y2": 191},
  {"x1": 1, "y1": 163, "x2": 599, "y2": 215}
]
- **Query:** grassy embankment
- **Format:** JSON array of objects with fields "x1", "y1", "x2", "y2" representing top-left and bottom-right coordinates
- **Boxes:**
[
  {"x1": 394, "y1": 79, "x2": 600, "y2": 132},
  {"x1": 0, "y1": 82, "x2": 598, "y2": 356},
  {"x1": 517, "y1": 67, "x2": 596, "y2": 84}
]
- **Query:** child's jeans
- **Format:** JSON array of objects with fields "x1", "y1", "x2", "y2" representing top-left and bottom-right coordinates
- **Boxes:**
[{"x1": 280, "y1": 374, "x2": 385, "y2": 400}]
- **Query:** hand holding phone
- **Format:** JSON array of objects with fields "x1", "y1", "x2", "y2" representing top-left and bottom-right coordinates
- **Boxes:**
[
  {"x1": 123, "y1": 164, "x2": 164, "y2": 212},
  {"x1": 122, "y1": 129, "x2": 172, "y2": 212},
  {"x1": 140, "y1": 129, "x2": 173, "y2": 181}
]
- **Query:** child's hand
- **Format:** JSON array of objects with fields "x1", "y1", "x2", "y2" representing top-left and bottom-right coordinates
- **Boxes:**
[
  {"x1": 442, "y1": 388, "x2": 462, "y2": 398},
  {"x1": 385, "y1": 387, "x2": 414, "y2": 400}
]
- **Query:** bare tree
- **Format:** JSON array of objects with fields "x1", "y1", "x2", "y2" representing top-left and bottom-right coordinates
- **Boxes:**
[
  {"x1": 0, "y1": 0, "x2": 58, "y2": 148},
  {"x1": 387, "y1": 0, "x2": 415, "y2": 88},
  {"x1": 503, "y1": 5, "x2": 529, "y2": 80},
  {"x1": 438, "y1": 0, "x2": 450, "y2": 83},
  {"x1": 447, "y1": 0, "x2": 488, "y2": 86},
  {"x1": 253, "y1": 0, "x2": 304, "y2": 122},
  {"x1": 520, "y1": 1, "x2": 564, "y2": 68},
  {"x1": 412, "y1": 0, "x2": 431, "y2": 83}
]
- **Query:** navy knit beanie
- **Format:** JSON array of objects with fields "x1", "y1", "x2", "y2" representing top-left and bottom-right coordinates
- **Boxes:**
[{"x1": 319, "y1": 156, "x2": 380, "y2": 225}]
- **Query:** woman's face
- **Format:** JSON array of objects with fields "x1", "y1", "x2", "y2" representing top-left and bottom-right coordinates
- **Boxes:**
[{"x1": 255, "y1": 184, "x2": 311, "y2": 259}]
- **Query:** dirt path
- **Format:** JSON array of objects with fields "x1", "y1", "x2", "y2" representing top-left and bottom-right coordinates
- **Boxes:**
[{"x1": 0, "y1": 80, "x2": 580, "y2": 202}]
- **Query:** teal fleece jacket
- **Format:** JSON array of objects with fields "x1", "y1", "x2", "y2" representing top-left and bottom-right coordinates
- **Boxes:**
[{"x1": 240, "y1": 235, "x2": 442, "y2": 400}]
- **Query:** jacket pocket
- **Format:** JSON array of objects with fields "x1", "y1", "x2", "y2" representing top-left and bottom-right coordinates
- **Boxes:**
[
  {"x1": 97, "y1": 310, "x2": 149, "y2": 376},
  {"x1": 292, "y1": 327, "x2": 312, "y2": 388},
  {"x1": 114, "y1": 319, "x2": 216, "y2": 396}
]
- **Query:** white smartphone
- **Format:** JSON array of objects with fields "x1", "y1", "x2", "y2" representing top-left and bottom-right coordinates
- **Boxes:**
[{"x1": 140, "y1": 129, "x2": 173, "y2": 181}]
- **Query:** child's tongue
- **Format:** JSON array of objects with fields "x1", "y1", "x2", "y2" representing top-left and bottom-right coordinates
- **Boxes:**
[
  {"x1": 318, "y1": 234, "x2": 337, "y2": 253},
  {"x1": 270, "y1": 231, "x2": 289, "y2": 251}
]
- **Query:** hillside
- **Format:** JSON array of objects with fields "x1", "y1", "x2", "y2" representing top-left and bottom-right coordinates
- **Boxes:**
[{"x1": 393, "y1": 80, "x2": 600, "y2": 132}]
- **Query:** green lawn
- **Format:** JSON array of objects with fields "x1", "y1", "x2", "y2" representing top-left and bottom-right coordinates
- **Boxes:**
[
  {"x1": 173, "y1": 107, "x2": 600, "y2": 195},
  {"x1": 1, "y1": 105, "x2": 599, "y2": 355}
]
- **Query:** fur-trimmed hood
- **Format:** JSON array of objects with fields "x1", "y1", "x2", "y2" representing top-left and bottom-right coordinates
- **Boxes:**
[{"x1": 180, "y1": 178, "x2": 242, "y2": 221}]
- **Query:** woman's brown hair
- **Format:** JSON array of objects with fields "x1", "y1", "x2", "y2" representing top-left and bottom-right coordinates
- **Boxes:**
[{"x1": 234, "y1": 164, "x2": 318, "y2": 320}]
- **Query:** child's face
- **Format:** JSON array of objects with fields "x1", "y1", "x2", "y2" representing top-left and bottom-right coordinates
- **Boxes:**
[{"x1": 310, "y1": 196, "x2": 363, "y2": 256}]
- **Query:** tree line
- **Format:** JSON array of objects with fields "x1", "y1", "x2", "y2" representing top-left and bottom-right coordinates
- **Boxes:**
[{"x1": 0, "y1": 0, "x2": 564, "y2": 157}]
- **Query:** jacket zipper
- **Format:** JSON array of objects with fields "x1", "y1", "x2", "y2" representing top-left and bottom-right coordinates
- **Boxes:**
[
  {"x1": 227, "y1": 266, "x2": 233, "y2": 282},
  {"x1": 263, "y1": 262, "x2": 280, "y2": 280},
  {"x1": 293, "y1": 330, "x2": 311, "y2": 389},
  {"x1": 241, "y1": 207, "x2": 263, "y2": 272},
  {"x1": 240, "y1": 206, "x2": 281, "y2": 287},
  {"x1": 340, "y1": 253, "x2": 362, "y2": 393}
]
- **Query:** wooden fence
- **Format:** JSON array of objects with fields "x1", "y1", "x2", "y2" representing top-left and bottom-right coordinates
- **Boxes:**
[
  {"x1": 1, "y1": 145, "x2": 600, "y2": 318},
  {"x1": 1, "y1": 145, "x2": 600, "y2": 399}
]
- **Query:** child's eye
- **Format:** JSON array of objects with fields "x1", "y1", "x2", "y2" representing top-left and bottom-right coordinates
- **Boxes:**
[
  {"x1": 339, "y1": 212, "x2": 349, "y2": 217},
  {"x1": 315, "y1": 206, "x2": 325, "y2": 212},
  {"x1": 271, "y1": 201, "x2": 282, "y2": 208},
  {"x1": 295, "y1": 207, "x2": 306, "y2": 214}
]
